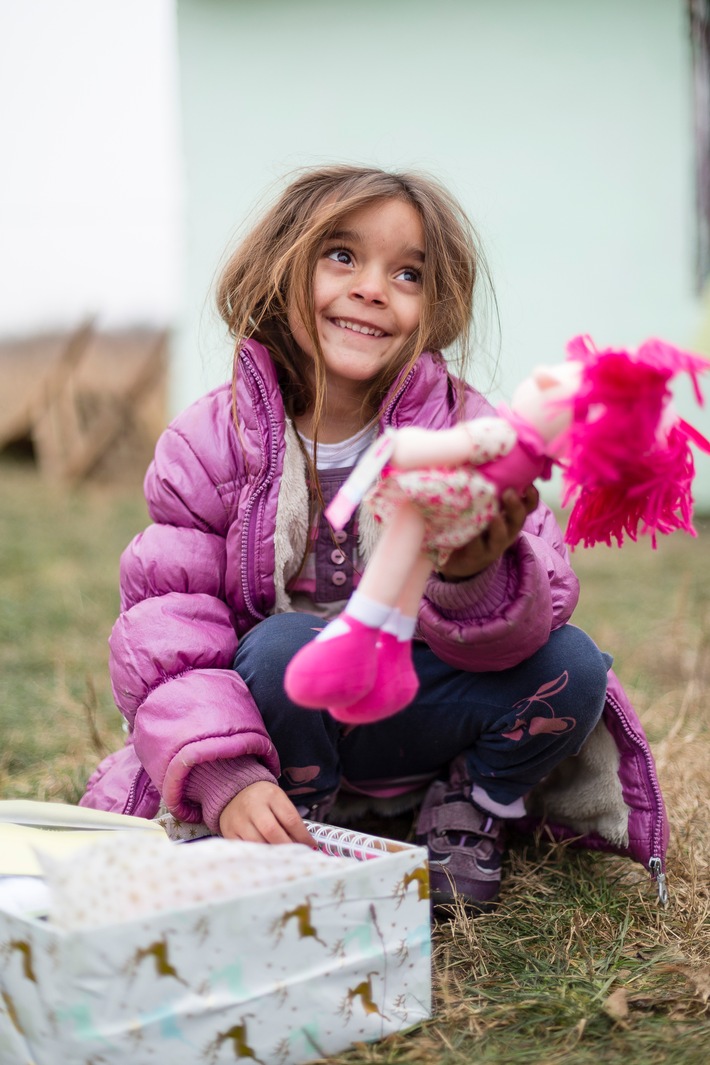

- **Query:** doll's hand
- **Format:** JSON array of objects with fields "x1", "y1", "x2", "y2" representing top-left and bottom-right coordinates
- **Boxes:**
[
  {"x1": 437, "y1": 486, "x2": 539, "y2": 581},
  {"x1": 219, "y1": 781, "x2": 316, "y2": 847}
]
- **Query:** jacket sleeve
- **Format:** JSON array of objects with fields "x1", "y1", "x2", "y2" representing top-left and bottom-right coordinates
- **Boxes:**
[
  {"x1": 108, "y1": 401, "x2": 280, "y2": 823},
  {"x1": 417, "y1": 499, "x2": 579, "y2": 671}
]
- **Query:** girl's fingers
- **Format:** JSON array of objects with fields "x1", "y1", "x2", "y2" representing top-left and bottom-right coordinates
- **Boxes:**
[
  {"x1": 523, "y1": 484, "x2": 540, "y2": 513},
  {"x1": 482, "y1": 514, "x2": 507, "y2": 557},
  {"x1": 237, "y1": 814, "x2": 293, "y2": 846},
  {"x1": 500, "y1": 489, "x2": 532, "y2": 537},
  {"x1": 274, "y1": 802, "x2": 318, "y2": 848},
  {"x1": 260, "y1": 817, "x2": 293, "y2": 845},
  {"x1": 220, "y1": 784, "x2": 316, "y2": 847},
  {"x1": 263, "y1": 793, "x2": 317, "y2": 847},
  {"x1": 437, "y1": 482, "x2": 539, "y2": 579}
]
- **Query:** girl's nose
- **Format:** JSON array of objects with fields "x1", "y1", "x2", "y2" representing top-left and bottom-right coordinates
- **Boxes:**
[{"x1": 350, "y1": 268, "x2": 388, "y2": 305}]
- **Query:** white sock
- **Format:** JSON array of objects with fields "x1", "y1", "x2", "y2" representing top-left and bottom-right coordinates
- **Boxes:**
[
  {"x1": 394, "y1": 612, "x2": 417, "y2": 641},
  {"x1": 382, "y1": 608, "x2": 401, "y2": 637},
  {"x1": 345, "y1": 591, "x2": 393, "y2": 629},
  {"x1": 315, "y1": 616, "x2": 356, "y2": 642},
  {"x1": 472, "y1": 783, "x2": 526, "y2": 819}
]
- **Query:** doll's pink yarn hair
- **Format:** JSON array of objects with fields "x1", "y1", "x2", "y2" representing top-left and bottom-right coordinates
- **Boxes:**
[{"x1": 559, "y1": 335, "x2": 710, "y2": 548}]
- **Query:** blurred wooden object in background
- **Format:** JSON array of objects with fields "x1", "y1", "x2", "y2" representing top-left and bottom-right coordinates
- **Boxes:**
[{"x1": 0, "y1": 322, "x2": 168, "y2": 484}]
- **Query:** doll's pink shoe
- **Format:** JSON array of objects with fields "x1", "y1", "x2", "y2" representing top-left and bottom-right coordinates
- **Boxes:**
[
  {"x1": 329, "y1": 633, "x2": 419, "y2": 724},
  {"x1": 284, "y1": 615, "x2": 379, "y2": 709}
]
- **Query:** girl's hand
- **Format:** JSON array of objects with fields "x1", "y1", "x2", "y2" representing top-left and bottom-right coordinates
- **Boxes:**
[
  {"x1": 219, "y1": 781, "x2": 316, "y2": 847},
  {"x1": 437, "y1": 486, "x2": 539, "y2": 582}
]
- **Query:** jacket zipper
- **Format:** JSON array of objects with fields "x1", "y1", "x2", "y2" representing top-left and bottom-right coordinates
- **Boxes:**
[
  {"x1": 382, "y1": 367, "x2": 416, "y2": 429},
  {"x1": 123, "y1": 766, "x2": 145, "y2": 816},
  {"x1": 240, "y1": 352, "x2": 280, "y2": 622},
  {"x1": 605, "y1": 688, "x2": 669, "y2": 905}
]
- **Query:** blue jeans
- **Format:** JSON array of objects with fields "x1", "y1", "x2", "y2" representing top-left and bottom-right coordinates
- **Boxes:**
[{"x1": 233, "y1": 613, "x2": 610, "y2": 809}]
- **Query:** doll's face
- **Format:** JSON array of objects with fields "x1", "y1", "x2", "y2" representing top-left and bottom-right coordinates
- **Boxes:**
[{"x1": 511, "y1": 361, "x2": 582, "y2": 449}]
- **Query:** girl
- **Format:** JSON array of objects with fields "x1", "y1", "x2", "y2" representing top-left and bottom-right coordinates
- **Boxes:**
[{"x1": 80, "y1": 165, "x2": 668, "y2": 911}]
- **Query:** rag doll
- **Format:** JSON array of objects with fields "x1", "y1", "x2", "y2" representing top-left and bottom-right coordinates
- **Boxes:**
[{"x1": 284, "y1": 336, "x2": 710, "y2": 723}]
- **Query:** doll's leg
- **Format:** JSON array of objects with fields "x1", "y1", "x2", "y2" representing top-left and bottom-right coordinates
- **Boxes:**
[
  {"x1": 328, "y1": 551, "x2": 432, "y2": 724},
  {"x1": 284, "y1": 502, "x2": 431, "y2": 711},
  {"x1": 355, "y1": 498, "x2": 430, "y2": 606}
]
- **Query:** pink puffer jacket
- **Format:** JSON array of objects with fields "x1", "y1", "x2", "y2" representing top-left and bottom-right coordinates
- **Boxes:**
[{"x1": 80, "y1": 341, "x2": 668, "y2": 898}]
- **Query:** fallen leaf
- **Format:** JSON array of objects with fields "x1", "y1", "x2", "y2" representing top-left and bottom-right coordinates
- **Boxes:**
[
  {"x1": 603, "y1": 987, "x2": 630, "y2": 1023},
  {"x1": 664, "y1": 964, "x2": 710, "y2": 1004}
]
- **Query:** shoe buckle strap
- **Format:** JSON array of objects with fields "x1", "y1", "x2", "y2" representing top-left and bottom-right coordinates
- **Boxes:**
[{"x1": 420, "y1": 800, "x2": 496, "y2": 838}]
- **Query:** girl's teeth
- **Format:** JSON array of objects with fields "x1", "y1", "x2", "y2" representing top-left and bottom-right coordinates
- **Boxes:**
[{"x1": 334, "y1": 319, "x2": 385, "y2": 337}]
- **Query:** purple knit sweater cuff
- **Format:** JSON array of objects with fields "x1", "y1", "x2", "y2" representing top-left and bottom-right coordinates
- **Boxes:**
[
  {"x1": 426, "y1": 557, "x2": 509, "y2": 618},
  {"x1": 184, "y1": 756, "x2": 279, "y2": 835}
]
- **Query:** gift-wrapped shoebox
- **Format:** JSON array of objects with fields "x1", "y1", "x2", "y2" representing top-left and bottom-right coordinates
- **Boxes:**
[{"x1": 0, "y1": 803, "x2": 431, "y2": 1065}]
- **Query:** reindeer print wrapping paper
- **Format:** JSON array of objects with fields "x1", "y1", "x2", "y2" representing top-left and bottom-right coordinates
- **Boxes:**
[{"x1": 0, "y1": 826, "x2": 431, "y2": 1065}]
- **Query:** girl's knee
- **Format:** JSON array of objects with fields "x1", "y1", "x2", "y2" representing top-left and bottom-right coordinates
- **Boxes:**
[
  {"x1": 234, "y1": 613, "x2": 323, "y2": 677},
  {"x1": 547, "y1": 625, "x2": 609, "y2": 686},
  {"x1": 527, "y1": 625, "x2": 607, "y2": 715}
]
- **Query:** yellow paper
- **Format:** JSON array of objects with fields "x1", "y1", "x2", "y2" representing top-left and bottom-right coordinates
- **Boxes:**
[
  {"x1": 0, "y1": 799, "x2": 164, "y2": 831},
  {"x1": 0, "y1": 801, "x2": 166, "y2": 876}
]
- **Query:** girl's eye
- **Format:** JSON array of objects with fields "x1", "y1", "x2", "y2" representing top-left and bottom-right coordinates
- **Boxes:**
[
  {"x1": 397, "y1": 267, "x2": 422, "y2": 284},
  {"x1": 327, "y1": 248, "x2": 353, "y2": 265}
]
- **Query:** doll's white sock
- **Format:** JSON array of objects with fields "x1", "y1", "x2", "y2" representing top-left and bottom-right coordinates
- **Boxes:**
[
  {"x1": 384, "y1": 609, "x2": 417, "y2": 641},
  {"x1": 315, "y1": 591, "x2": 392, "y2": 643},
  {"x1": 345, "y1": 590, "x2": 393, "y2": 629}
]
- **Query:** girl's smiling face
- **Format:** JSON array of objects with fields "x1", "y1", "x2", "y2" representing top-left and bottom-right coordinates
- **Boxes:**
[{"x1": 289, "y1": 198, "x2": 425, "y2": 400}]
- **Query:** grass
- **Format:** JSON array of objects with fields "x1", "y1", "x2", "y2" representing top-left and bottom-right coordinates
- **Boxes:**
[
  {"x1": 1, "y1": 455, "x2": 708, "y2": 1063},
  {"x1": 0, "y1": 457, "x2": 145, "y2": 797}
]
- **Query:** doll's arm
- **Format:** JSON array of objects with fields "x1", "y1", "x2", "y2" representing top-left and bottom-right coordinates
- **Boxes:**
[
  {"x1": 389, "y1": 418, "x2": 517, "y2": 470},
  {"x1": 326, "y1": 418, "x2": 516, "y2": 531}
]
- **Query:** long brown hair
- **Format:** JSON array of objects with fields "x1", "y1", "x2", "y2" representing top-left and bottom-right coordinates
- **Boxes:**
[{"x1": 216, "y1": 165, "x2": 495, "y2": 436}]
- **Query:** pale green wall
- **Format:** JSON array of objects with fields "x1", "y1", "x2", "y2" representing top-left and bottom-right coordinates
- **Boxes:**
[{"x1": 175, "y1": 0, "x2": 710, "y2": 510}]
